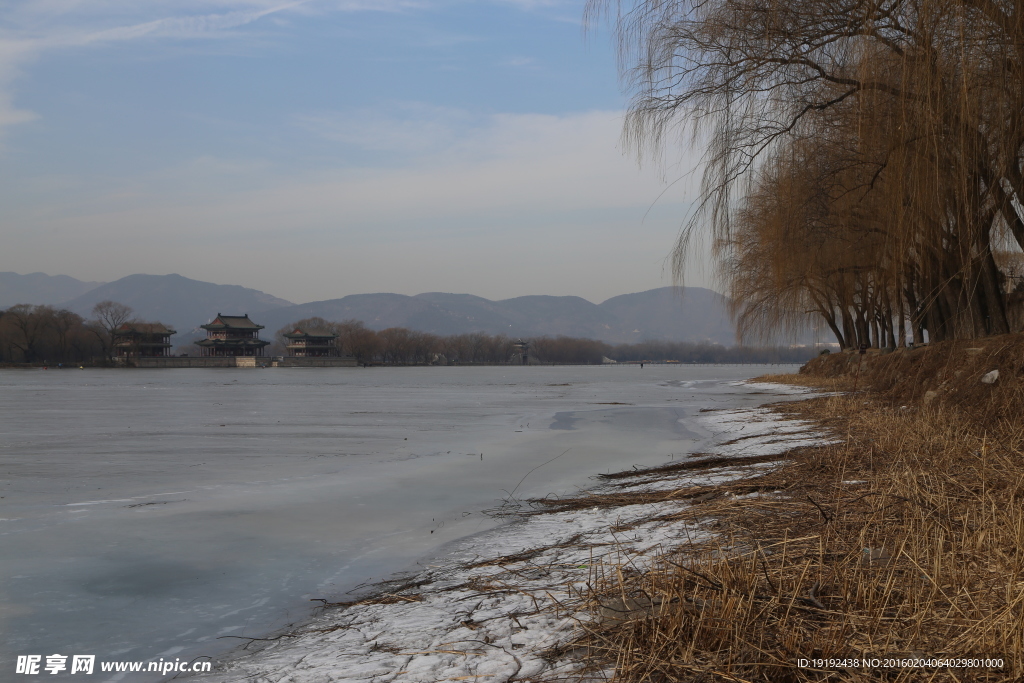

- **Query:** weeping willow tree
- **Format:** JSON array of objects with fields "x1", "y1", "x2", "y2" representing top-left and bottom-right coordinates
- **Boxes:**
[
  {"x1": 724, "y1": 122, "x2": 899, "y2": 349},
  {"x1": 589, "y1": 0, "x2": 1024, "y2": 345}
]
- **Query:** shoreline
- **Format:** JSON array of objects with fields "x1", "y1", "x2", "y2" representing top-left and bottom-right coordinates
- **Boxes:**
[{"x1": 189, "y1": 381, "x2": 829, "y2": 682}]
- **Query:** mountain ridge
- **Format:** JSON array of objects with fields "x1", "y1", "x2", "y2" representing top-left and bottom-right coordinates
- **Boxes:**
[
  {"x1": 0, "y1": 272, "x2": 754, "y2": 345},
  {"x1": 0, "y1": 272, "x2": 105, "y2": 308},
  {"x1": 60, "y1": 273, "x2": 294, "y2": 335},
  {"x1": 255, "y1": 286, "x2": 736, "y2": 345}
]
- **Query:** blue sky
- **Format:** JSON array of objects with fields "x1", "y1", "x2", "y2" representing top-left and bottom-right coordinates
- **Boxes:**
[{"x1": 0, "y1": 0, "x2": 707, "y2": 304}]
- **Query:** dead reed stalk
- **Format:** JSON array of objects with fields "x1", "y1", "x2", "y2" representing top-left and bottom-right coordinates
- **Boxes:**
[{"x1": 563, "y1": 380, "x2": 1022, "y2": 682}]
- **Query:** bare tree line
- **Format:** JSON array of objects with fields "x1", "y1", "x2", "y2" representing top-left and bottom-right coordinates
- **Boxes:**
[
  {"x1": 0, "y1": 303, "x2": 816, "y2": 366},
  {"x1": 274, "y1": 317, "x2": 814, "y2": 364},
  {"x1": 272, "y1": 318, "x2": 518, "y2": 364},
  {"x1": 0, "y1": 301, "x2": 135, "y2": 364},
  {"x1": 592, "y1": 0, "x2": 1024, "y2": 347}
]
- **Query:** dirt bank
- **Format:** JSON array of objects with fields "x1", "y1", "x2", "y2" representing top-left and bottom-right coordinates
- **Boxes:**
[{"x1": 801, "y1": 335, "x2": 1024, "y2": 420}]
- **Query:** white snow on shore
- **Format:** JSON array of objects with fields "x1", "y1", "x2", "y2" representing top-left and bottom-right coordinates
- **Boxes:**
[
  {"x1": 610, "y1": 461, "x2": 781, "y2": 493},
  {"x1": 699, "y1": 407, "x2": 839, "y2": 456},
  {"x1": 195, "y1": 399, "x2": 831, "y2": 683},
  {"x1": 734, "y1": 380, "x2": 818, "y2": 394}
]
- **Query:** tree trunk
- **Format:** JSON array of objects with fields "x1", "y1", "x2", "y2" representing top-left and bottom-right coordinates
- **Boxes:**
[{"x1": 841, "y1": 308, "x2": 856, "y2": 349}]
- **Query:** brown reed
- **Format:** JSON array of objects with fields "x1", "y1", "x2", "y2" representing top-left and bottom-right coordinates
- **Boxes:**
[{"x1": 551, "y1": 351, "x2": 1024, "y2": 682}]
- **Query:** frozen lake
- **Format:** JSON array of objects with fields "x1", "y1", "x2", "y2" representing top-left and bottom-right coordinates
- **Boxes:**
[{"x1": 0, "y1": 365, "x2": 799, "y2": 680}]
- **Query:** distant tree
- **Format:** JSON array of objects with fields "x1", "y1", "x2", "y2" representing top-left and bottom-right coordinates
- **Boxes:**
[
  {"x1": 531, "y1": 336, "x2": 610, "y2": 364},
  {"x1": 258, "y1": 312, "x2": 821, "y2": 367},
  {"x1": 90, "y1": 301, "x2": 134, "y2": 360},
  {"x1": 68, "y1": 319, "x2": 103, "y2": 360},
  {"x1": 50, "y1": 309, "x2": 86, "y2": 362},
  {"x1": 440, "y1": 334, "x2": 473, "y2": 364},
  {"x1": 336, "y1": 320, "x2": 379, "y2": 363},
  {"x1": 467, "y1": 333, "x2": 490, "y2": 363},
  {"x1": 408, "y1": 331, "x2": 440, "y2": 364},
  {"x1": 377, "y1": 327, "x2": 414, "y2": 364},
  {"x1": 1, "y1": 304, "x2": 52, "y2": 362},
  {"x1": 0, "y1": 305, "x2": 105, "y2": 364},
  {"x1": 482, "y1": 334, "x2": 516, "y2": 364}
]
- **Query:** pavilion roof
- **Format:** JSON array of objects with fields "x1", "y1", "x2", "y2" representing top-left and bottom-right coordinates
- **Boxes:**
[
  {"x1": 283, "y1": 327, "x2": 339, "y2": 340},
  {"x1": 201, "y1": 314, "x2": 264, "y2": 331},
  {"x1": 115, "y1": 322, "x2": 177, "y2": 335}
]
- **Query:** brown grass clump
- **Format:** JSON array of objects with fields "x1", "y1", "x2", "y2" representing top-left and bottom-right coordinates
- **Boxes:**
[
  {"x1": 564, "y1": 380, "x2": 1024, "y2": 682},
  {"x1": 801, "y1": 336, "x2": 1024, "y2": 420}
]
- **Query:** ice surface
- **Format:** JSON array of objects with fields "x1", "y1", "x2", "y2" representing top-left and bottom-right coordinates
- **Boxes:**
[
  {"x1": 0, "y1": 365, "x2": 812, "y2": 681},
  {"x1": 195, "y1": 500, "x2": 704, "y2": 683},
  {"x1": 188, "y1": 378, "x2": 832, "y2": 683}
]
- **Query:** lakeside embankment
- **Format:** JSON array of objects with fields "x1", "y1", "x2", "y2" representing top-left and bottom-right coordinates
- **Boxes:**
[{"x1": 193, "y1": 341, "x2": 1024, "y2": 682}]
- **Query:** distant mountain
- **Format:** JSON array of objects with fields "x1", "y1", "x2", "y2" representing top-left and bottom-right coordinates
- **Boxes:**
[
  {"x1": 0, "y1": 272, "x2": 104, "y2": 309},
  {"x1": 258, "y1": 287, "x2": 739, "y2": 345},
  {"x1": 598, "y1": 287, "x2": 734, "y2": 344},
  {"x1": 2, "y1": 270, "x2": 773, "y2": 345},
  {"x1": 61, "y1": 274, "x2": 294, "y2": 337}
]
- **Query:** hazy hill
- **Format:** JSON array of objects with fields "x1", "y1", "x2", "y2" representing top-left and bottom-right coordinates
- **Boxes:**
[
  {"x1": 0, "y1": 272, "x2": 104, "y2": 309},
  {"x1": 61, "y1": 274, "x2": 294, "y2": 335},
  {"x1": 598, "y1": 287, "x2": 734, "y2": 344},
  {"x1": 497, "y1": 295, "x2": 612, "y2": 337},
  {"x1": 3, "y1": 272, "x2": 763, "y2": 345},
  {"x1": 258, "y1": 287, "x2": 740, "y2": 345}
]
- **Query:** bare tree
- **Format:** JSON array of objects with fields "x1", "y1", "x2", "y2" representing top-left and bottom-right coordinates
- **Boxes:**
[
  {"x1": 377, "y1": 327, "x2": 414, "y2": 364},
  {"x1": 50, "y1": 309, "x2": 86, "y2": 362},
  {"x1": 90, "y1": 301, "x2": 135, "y2": 360},
  {"x1": 1, "y1": 305, "x2": 51, "y2": 362},
  {"x1": 336, "y1": 320, "x2": 380, "y2": 363}
]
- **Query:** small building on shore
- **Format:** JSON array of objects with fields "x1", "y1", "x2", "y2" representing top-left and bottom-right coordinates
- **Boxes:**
[
  {"x1": 283, "y1": 327, "x2": 339, "y2": 357},
  {"x1": 113, "y1": 322, "x2": 177, "y2": 358},
  {"x1": 195, "y1": 314, "x2": 270, "y2": 357},
  {"x1": 512, "y1": 339, "x2": 530, "y2": 365}
]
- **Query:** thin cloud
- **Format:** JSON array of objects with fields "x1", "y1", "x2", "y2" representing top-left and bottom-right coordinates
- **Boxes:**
[
  {"x1": 0, "y1": 2, "x2": 314, "y2": 139},
  {"x1": 0, "y1": 40, "x2": 37, "y2": 128},
  {"x1": 295, "y1": 103, "x2": 478, "y2": 154},
  {"x1": 0, "y1": 0, "x2": 423, "y2": 138},
  {"x1": 0, "y1": 0, "x2": 584, "y2": 137}
]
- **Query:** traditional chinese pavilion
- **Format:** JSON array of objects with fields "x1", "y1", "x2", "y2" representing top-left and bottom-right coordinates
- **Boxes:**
[
  {"x1": 113, "y1": 322, "x2": 177, "y2": 357},
  {"x1": 282, "y1": 327, "x2": 339, "y2": 357},
  {"x1": 195, "y1": 314, "x2": 270, "y2": 357}
]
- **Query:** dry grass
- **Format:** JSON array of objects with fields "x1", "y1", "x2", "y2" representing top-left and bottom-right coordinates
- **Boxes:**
[{"x1": 558, "y1": 369, "x2": 1024, "y2": 682}]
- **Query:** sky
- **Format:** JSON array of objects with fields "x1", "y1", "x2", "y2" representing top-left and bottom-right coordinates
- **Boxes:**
[{"x1": 0, "y1": 0, "x2": 709, "y2": 305}]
